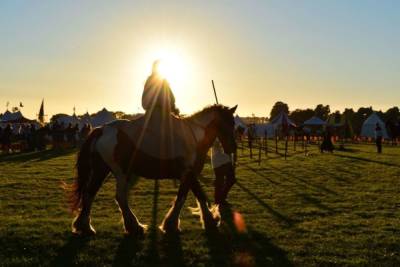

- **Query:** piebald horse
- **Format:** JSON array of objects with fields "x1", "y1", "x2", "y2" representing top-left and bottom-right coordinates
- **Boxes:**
[{"x1": 67, "y1": 104, "x2": 237, "y2": 236}]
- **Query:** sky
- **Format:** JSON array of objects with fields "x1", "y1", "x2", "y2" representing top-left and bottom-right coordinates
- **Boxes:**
[{"x1": 1, "y1": 0, "x2": 399, "y2": 119}]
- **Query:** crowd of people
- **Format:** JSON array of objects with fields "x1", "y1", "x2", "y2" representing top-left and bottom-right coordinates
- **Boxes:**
[{"x1": 0, "y1": 121, "x2": 92, "y2": 154}]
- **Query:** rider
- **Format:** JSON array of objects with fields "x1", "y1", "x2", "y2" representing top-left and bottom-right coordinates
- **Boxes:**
[{"x1": 142, "y1": 60, "x2": 179, "y2": 115}]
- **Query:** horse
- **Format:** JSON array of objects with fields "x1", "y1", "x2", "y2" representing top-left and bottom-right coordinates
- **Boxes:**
[{"x1": 67, "y1": 104, "x2": 237, "y2": 237}]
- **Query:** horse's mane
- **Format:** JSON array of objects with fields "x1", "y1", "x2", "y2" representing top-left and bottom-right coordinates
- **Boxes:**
[{"x1": 184, "y1": 104, "x2": 230, "y2": 120}]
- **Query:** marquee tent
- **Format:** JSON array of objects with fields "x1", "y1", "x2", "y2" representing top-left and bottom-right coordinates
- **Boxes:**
[
  {"x1": 92, "y1": 108, "x2": 116, "y2": 127},
  {"x1": 254, "y1": 123, "x2": 275, "y2": 138},
  {"x1": 0, "y1": 110, "x2": 35, "y2": 123},
  {"x1": 55, "y1": 114, "x2": 80, "y2": 126},
  {"x1": 303, "y1": 116, "x2": 326, "y2": 126},
  {"x1": 234, "y1": 115, "x2": 247, "y2": 129},
  {"x1": 79, "y1": 112, "x2": 93, "y2": 128},
  {"x1": 270, "y1": 111, "x2": 296, "y2": 128},
  {"x1": 360, "y1": 112, "x2": 388, "y2": 139}
]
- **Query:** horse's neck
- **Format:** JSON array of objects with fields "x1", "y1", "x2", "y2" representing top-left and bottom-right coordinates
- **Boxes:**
[{"x1": 187, "y1": 111, "x2": 217, "y2": 149}]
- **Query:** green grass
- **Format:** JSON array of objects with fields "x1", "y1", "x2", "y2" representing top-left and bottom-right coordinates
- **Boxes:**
[{"x1": 0, "y1": 143, "x2": 399, "y2": 266}]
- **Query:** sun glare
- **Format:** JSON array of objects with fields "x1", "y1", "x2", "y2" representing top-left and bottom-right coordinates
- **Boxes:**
[
  {"x1": 145, "y1": 46, "x2": 191, "y2": 99},
  {"x1": 154, "y1": 51, "x2": 187, "y2": 87}
]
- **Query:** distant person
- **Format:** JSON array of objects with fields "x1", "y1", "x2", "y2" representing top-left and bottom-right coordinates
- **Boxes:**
[
  {"x1": 375, "y1": 123, "x2": 383, "y2": 153},
  {"x1": 142, "y1": 60, "x2": 178, "y2": 115},
  {"x1": 2, "y1": 124, "x2": 13, "y2": 154},
  {"x1": 211, "y1": 139, "x2": 236, "y2": 205},
  {"x1": 320, "y1": 127, "x2": 334, "y2": 153}
]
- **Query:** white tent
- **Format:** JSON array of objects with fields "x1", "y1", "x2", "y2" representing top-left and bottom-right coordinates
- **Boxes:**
[
  {"x1": 360, "y1": 112, "x2": 389, "y2": 139},
  {"x1": 254, "y1": 123, "x2": 275, "y2": 138},
  {"x1": 56, "y1": 114, "x2": 80, "y2": 126},
  {"x1": 0, "y1": 110, "x2": 35, "y2": 123},
  {"x1": 303, "y1": 116, "x2": 326, "y2": 126},
  {"x1": 79, "y1": 112, "x2": 93, "y2": 128},
  {"x1": 92, "y1": 108, "x2": 116, "y2": 127},
  {"x1": 234, "y1": 115, "x2": 247, "y2": 129},
  {"x1": 270, "y1": 111, "x2": 296, "y2": 127},
  {"x1": 1, "y1": 110, "x2": 13, "y2": 122}
]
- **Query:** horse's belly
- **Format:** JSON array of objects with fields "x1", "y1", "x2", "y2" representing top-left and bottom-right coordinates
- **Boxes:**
[
  {"x1": 113, "y1": 128, "x2": 187, "y2": 179},
  {"x1": 131, "y1": 157, "x2": 185, "y2": 179}
]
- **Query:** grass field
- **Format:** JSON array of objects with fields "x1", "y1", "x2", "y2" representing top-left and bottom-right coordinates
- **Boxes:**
[{"x1": 0, "y1": 142, "x2": 399, "y2": 266}]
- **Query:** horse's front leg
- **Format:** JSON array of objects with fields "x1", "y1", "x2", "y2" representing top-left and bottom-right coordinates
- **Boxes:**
[
  {"x1": 190, "y1": 177, "x2": 220, "y2": 231},
  {"x1": 160, "y1": 172, "x2": 193, "y2": 234}
]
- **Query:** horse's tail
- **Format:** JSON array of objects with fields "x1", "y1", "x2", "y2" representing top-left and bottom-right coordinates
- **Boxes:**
[{"x1": 66, "y1": 127, "x2": 103, "y2": 213}]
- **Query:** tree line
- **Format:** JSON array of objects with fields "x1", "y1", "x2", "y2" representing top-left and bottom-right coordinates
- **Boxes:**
[{"x1": 269, "y1": 101, "x2": 400, "y2": 135}]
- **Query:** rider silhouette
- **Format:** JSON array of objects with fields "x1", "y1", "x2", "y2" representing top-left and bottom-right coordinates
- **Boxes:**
[{"x1": 142, "y1": 60, "x2": 178, "y2": 115}]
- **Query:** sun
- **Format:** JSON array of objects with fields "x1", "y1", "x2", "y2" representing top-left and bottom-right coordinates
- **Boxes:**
[
  {"x1": 154, "y1": 52, "x2": 187, "y2": 88},
  {"x1": 146, "y1": 46, "x2": 190, "y2": 96}
]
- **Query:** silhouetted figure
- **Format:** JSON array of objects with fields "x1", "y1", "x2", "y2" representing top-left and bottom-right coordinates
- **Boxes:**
[
  {"x1": 211, "y1": 139, "x2": 236, "y2": 205},
  {"x1": 320, "y1": 127, "x2": 334, "y2": 153},
  {"x1": 27, "y1": 123, "x2": 37, "y2": 151},
  {"x1": 65, "y1": 123, "x2": 77, "y2": 147},
  {"x1": 375, "y1": 123, "x2": 383, "y2": 153},
  {"x1": 2, "y1": 124, "x2": 12, "y2": 154},
  {"x1": 142, "y1": 60, "x2": 178, "y2": 115},
  {"x1": 36, "y1": 125, "x2": 48, "y2": 151}
]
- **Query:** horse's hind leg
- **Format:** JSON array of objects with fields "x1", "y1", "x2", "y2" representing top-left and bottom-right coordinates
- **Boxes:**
[
  {"x1": 160, "y1": 173, "x2": 192, "y2": 234},
  {"x1": 72, "y1": 157, "x2": 110, "y2": 235},
  {"x1": 191, "y1": 178, "x2": 220, "y2": 230},
  {"x1": 115, "y1": 174, "x2": 146, "y2": 237}
]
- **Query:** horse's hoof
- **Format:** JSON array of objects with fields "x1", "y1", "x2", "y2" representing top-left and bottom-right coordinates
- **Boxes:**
[
  {"x1": 72, "y1": 227, "x2": 96, "y2": 237},
  {"x1": 159, "y1": 219, "x2": 181, "y2": 235},
  {"x1": 125, "y1": 224, "x2": 147, "y2": 239}
]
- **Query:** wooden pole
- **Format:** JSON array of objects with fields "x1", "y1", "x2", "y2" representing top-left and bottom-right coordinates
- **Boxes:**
[
  {"x1": 211, "y1": 80, "x2": 219, "y2": 104},
  {"x1": 264, "y1": 130, "x2": 268, "y2": 157},
  {"x1": 284, "y1": 134, "x2": 288, "y2": 160},
  {"x1": 258, "y1": 138, "x2": 262, "y2": 165}
]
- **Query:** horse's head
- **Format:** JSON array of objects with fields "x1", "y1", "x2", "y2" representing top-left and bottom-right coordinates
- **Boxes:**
[{"x1": 213, "y1": 105, "x2": 238, "y2": 154}]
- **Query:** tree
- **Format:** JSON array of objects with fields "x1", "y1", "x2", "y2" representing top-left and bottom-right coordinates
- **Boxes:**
[
  {"x1": 289, "y1": 108, "x2": 314, "y2": 125},
  {"x1": 384, "y1": 106, "x2": 400, "y2": 123},
  {"x1": 270, "y1": 101, "x2": 289, "y2": 119},
  {"x1": 50, "y1": 113, "x2": 69, "y2": 123},
  {"x1": 314, "y1": 104, "x2": 330, "y2": 121}
]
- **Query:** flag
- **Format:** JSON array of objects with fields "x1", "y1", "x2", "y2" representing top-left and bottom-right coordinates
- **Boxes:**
[{"x1": 38, "y1": 99, "x2": 44, "y2": 123}]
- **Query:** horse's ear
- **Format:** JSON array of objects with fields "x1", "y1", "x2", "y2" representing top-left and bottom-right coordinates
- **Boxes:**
[{"x1": 229, "y1": 105, "x2": 238, "y2": 114}]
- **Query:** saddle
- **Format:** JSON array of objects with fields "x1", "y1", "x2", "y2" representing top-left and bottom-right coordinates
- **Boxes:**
[{"x1": 118, "y1": 111, "x2": 195, "y2": 160}]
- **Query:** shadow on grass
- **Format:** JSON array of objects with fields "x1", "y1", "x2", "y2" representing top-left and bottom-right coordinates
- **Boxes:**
[
  {"x1": 333, "y1": 153, "x2": 400, "y2": 168},
  {"x1": 0, "y1": 148, "x2": 76, "y2": 163},
  {"x1": 161, "y1": 233, "x2": 185, "y2": 267},
  {"x1": 235, "y1": 181, "x2": 295, "y2": 227},
  {"x1": 112, "y1": 179, "x2": 185, "y2": 267},
  {"x1": 241, "y1": 163, "x2": 280, "y2": 185},
  {"x1": 51, "y1": 235, "x2": 91, "y2": 267},
  {"x1": 203, "y1": 204, "x2": 293, "y2": 266},
  {"x1": 268, "y1": 165, "x2": 338, "y2": 195}
]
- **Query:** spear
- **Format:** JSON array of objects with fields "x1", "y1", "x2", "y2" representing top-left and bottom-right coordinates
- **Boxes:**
[{"x1": 212, "y1": 80, "x2": 219, "y2": 104}]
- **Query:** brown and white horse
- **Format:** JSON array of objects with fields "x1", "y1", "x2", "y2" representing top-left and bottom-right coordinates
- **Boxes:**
[{"x1": 67, "y1": 104, "x2": 237, "y2": 237}]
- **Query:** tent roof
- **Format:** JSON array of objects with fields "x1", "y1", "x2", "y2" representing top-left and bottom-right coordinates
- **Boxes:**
[
  {"x1": 363, "y1": 112, "x2": 384, "y2": 125},
  {"x1": 56, "y1": 114, "x2": 80, "y2": 125},
  {"x1": 303, "y1": 116, "x2": 326, "y2": 126},
  {"x1": 269, "y1": 112, "x2": 296, "y2": 127},
  {"x1": 360, "y1": 112, "x2": 389, "y2": 138},
  {"x1": 234, "y1": 115, "x2": 247, "y2": 129},
  {"x1": 1, "y1": 110, "x2": 35, "y2": 123},
  {"x1": 253, "y1": 123, "x2": 275, "y2": 138},
  {"x1": 92, "y1": 108, "x2": 116, "y2": 126}
]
